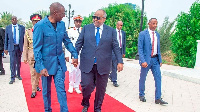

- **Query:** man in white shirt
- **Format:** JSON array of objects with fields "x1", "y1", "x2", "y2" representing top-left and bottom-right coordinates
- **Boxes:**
[
  {"x1": 109, "y1": 21, "x2": 126, "y2": 87},
  {"x1": 138, "y1": 18, "x2": 168, "y2": 105},
  {"x1": 65, "y1": 15, "x2": 83, "y2": 94}
]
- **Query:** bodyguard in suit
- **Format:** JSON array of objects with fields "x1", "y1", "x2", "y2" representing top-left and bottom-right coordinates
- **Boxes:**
[
  {"x1": 4, "y1": 16, "x2": 25, "y2": 84},
  {"x1": 138, "y1": 18, "x2": 168, "y2": 105},
  {"x1": 109, "y1": 21, "x2": 126, "y2": 87},
  {"x1": 33, "y1": 2, "x2": 78, "y2": 112},
  {"x1": 0, "y1": 27, "x2": 5, "y2": 75},
  {"x1": 75, "y1": 9, "x2": 123, "y2": 112}
]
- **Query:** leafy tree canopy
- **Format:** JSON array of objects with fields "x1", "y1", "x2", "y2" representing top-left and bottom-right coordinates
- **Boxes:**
[{"x1": 170, "y1": 0, "x2": 200, "y2": 68}]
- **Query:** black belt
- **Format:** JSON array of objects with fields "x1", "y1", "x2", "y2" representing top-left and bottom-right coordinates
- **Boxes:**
[
  {"x1": 14, "y1": 44, "x2": 19, "y2": 46},
  {"x1": 151, "y1": 54, "x2": 158, "y2": 58}
]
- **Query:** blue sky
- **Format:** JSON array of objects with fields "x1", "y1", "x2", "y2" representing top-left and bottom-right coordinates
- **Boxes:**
[{"x1": 0, "y1": 0, "x2": 197, "y2": 27}]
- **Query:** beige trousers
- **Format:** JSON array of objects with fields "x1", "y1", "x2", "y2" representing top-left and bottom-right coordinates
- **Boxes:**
[{"x1": 29, "y1": 60, "x2": 40, "y2": 92}]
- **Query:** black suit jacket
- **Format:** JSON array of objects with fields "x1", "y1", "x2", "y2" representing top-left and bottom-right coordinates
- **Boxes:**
[
  {"x1": 121, "y1": 30, "x2": 126, "y2": 55},
  {"x1": 0, "y1": 28, "x2": 5, "y2": 51}
]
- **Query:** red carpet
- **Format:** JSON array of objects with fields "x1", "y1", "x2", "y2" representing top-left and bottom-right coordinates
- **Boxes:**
[{"x1": 21, "y1": 62, "x2": 134, "y2": 112}]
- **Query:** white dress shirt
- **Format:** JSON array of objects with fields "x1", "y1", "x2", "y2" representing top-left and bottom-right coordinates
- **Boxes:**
[
  {"x1": 95, "y1": 24, "x2": 103, "y2": 39},
  {"x1": 116, "y1": 28, "x2": 122, "y2": 48},
  {"x1": 12, "y1": 24, "x2": 19, "y2": 44}
]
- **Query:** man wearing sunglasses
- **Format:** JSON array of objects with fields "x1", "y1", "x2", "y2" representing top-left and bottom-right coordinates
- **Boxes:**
[{"x1": 76, "y1": 9, "x2": 123, "y2": 112}]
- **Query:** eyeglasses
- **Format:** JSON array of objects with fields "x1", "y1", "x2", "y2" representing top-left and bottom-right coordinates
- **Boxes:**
[{"x1": 92, "y1": 16, "x2": 103, "y2": 20}]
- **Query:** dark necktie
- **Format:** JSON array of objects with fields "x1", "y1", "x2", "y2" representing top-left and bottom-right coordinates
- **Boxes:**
[
  {"x1": 118, "y1": 30, "x2": 122, "y2": 47},
  {"x1": 151, "y1": 32, "x2": 155, "y2": 57},
  {"x1": 77, "y1": 28, "x2": 80, "y2": 34},
  {"x1": 13, "y1": 26, "x2": 16, "y2": 44}
]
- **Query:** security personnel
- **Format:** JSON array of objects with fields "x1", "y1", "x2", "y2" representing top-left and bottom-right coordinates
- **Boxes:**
[
  {"x1": 23, "y1": 14, "x2": 42, "y2": 98},
  {"x1": 65, "y1": 15, "x2": 83, "y2": 94}
]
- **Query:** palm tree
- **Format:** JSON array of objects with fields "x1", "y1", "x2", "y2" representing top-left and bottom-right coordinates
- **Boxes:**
[
  {"x1": 35, "y1": 10, "x2": 50, "y2": 19},
  {"x1": 0, "y1": 11, "x2": 12, "y2": 28},
  {"x1": 0, "y1": 11, "x2": 25, "y2": 28},
  {"x1": 158, "y1": 16, "x2": 175, "y2": 53},
  {"x1": 25, "y1": 21, "x2": 33, "y2": 29}
]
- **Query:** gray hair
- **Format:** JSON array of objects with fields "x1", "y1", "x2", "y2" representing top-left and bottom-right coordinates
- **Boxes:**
[{"x1": 97, "y1": 9, "x2": 107, "y2": 18}]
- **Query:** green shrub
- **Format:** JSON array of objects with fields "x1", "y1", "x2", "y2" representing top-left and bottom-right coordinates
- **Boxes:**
[{"x1": 170, "y1": 1, "x2": 200, "y2": 68}]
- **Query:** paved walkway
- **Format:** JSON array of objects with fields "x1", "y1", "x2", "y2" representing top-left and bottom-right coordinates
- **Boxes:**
[{"x1": 0, "y1": 56, "x2": 200, "y2": 112}]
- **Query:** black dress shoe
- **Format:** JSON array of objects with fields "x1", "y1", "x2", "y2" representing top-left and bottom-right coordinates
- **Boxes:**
[
  {"x1": 0, "y1": 70, "x2": 5, "y2": 75},
  {"x1": 18, "y1": 76, "x2": 22, "y2": 80},
  {"x1": 9, "y1": 80, "x2": 15, "y2": 84},
  {"x1": 108, "y1": 77, "x2": 112, "y2": 81},
  {"x1": 139, "y1": 96, "x2": 146, "y2": 102},
  {"x1": 113, "y1": 83, "x2": 119, "y2": 87},
  {"x1": 1, "y1": 71, "x2": 5, "y2": 75},
  {"x1": 37, "y1": 87, "x2": 41, "y2": 91},
  {"x1": 155, "y1": 98, "x2": 168, "y2": 104},
  {"x1": 82, "y1": 107, "x2": 88, "y2": 112},
  {"x1": 31, "y1": 92, "x2": 36, "y2": 98},
  {"x1": 95, "y1": 110, "x2": 101, "y2": 112}
]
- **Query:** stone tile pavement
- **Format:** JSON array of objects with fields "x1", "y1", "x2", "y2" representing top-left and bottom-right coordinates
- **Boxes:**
[
  {"x1": 0, "y1": 56, "x2": 200, "y2": 112},
  {"x1": 0, "y1": 62, "x2": 29, "y2": 112},
  {"x1": 106, "y1": 58, "x2": 200, "y2": 112}
]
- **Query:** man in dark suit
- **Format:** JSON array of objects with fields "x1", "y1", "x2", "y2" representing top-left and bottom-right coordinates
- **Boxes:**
[
  {"x1": 76, "y1": 9, "x2": 123, "y2": 112},
  {"x1": 0, "y1": 27, "x2": 5, "y2": 75},
  {"x1": 109, "y1": 21, "x2": 126, "y2": 87},
  {"x1": 4, "y1": 16, "x2": 25, "y2": 84},
  {"x1": 138, "y1": 18, "x2": 168, "y2": 105}
]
